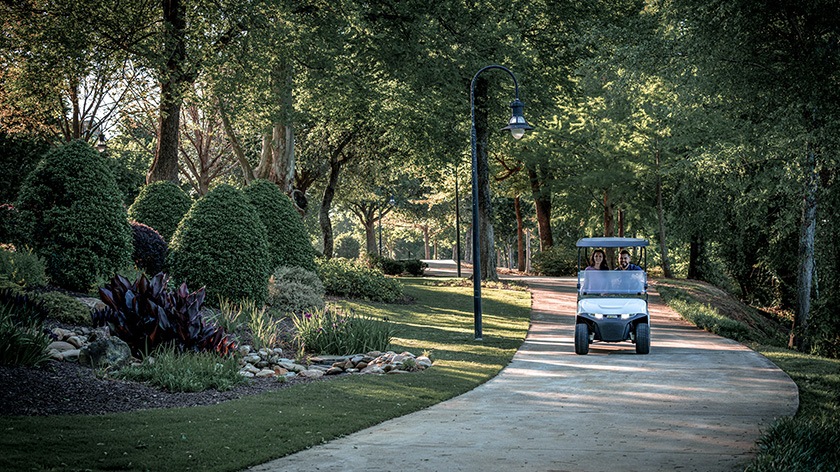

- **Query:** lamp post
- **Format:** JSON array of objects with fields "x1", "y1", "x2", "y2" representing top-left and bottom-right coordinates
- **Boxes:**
[
  {"x1": 96, "y1": 131, "x2": 107, "y2": 153},
  {"x1": 454, "y1": 165, "x2": 462, "y2": 278},
  {"x1": 470, "y1": 65, "x2": 534, "y2": 340}
]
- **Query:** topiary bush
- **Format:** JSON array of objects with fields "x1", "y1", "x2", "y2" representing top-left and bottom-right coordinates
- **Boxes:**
[
  {"x1": 242, "y1": 179, "x2": 316, "y2": 272},
  {"x1": 127, "y1": 180, "x2": 193, "y2": 242},
  {"x1": 334, "y1": 234, "x2": 361, "y2": 260},
  {"x1": 0, "y1": 246, "x2": 48, "y2": 288},
  {"x1": 381, "y1": 257, "x2": 405, "y2": 276},
  {"x1": 129, "y1": 221, "x2": 167, "y2": 275},
  {"x1": 532, "y1": 246, "x2": 577, "y2": 276},
  {"x1": 402, "y1": 258, "x2": 427, "y2": 277},
  {"x1": 167, "y1": 184, "x2": 271, "y2": 305},
  {"x1": 267, "y1": 266, "x2": 325, "y2": 314},
  {"x1": 15, "y1": 140, "x2": 132, "y2": 292},
  {"x1": 316, "y1": 257, "x2": 403, "y2": 302}
]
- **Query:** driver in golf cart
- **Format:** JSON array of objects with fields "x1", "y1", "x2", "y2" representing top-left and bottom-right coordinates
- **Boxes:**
[{"x1": 575, "y1": 238, "x2": 651, "y2": 355}]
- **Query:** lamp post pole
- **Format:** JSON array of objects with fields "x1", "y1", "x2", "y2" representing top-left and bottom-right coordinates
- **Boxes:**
[
  {"x1": 454, "y1": 165, "x2": 462, "y2": 278},
  {"x1": 470, "y1": 65, "x2": 534, "y2": 341},
  {"x1": 378, "y1": 201, "x2": 383, "y2": 257}
]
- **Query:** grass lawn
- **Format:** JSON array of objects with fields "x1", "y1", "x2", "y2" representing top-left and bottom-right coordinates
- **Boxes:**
[
  {"x1": 0, "y1": 278, "x2": 531, "y2": 472},
  {"x1": 654, "y1": 278, "x2": 840, "y2": 471}
]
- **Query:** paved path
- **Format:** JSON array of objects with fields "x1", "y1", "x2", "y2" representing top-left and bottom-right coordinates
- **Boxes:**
[{"x1": 251, "y1": 261, "x2": 798, "y2": 472}]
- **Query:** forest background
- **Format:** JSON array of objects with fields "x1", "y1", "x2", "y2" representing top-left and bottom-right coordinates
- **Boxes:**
[{"x1": 1, "y1": 0, "x2": 838, "y2": 357}]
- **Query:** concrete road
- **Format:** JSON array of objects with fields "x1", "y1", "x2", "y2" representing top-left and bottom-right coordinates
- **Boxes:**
[{"x1": 250, "y1": 262, "x2": 798, "y2": 472}]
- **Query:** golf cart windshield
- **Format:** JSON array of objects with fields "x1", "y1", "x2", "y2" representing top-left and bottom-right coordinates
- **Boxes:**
[{"x1": 578, "y1": 270, "x2": 647, "y2": 295}]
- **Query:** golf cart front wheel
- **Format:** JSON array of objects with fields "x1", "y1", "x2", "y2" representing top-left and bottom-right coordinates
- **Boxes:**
[
  {"x1": 635, "y1": 323, "x2": 650, "y2": 355},
  {"x1": 575, "y1": 323, "x2": 589, "y2": 355}
]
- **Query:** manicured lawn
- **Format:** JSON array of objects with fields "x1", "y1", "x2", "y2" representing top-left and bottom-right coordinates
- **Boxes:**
[{"x1": 0, "y1": 278, "x2": 531, "y2": 472}]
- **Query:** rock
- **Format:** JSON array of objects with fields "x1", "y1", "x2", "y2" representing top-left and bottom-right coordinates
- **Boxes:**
[
  {"x1": 255, "y1": 369, "x2": 276, "y2": 378},
  {"x1": 239, "y1": 345, "x2": 252, "y2": 355},
  {"x1": 51, "y1": 328, "x2": 73, "y2": 340},
  {"x1": 47, "y1": 341, "x2": 76, "y2": 352},
  {"x1": 366, "y1": 351, "x2": 382, "y2": 357},
  {"x1": 416, "y1": 356, "x2": 433, "y2": 368},
  {"x1": 299, "y1": 369, "x2": 324, "y2": 379},
  {"x1": 62, "y1": 349, "x2": 81, "y2": 362},
  {"x1": 256, "y1": 360, "x2": 269, "y2": 368},
  {"x1": 243, "y1": 364, "x2": 260, "y2": 374},
  {"x1": 356, "y1": 361, "x2": 369, "y2": 370},
  {"x1": 76, "y1": 297, "x2": 106, "y2": 311},
  {"x1": 240, "y1": 371, "x2": 255, "y2": 378},
  {"x1": 345, "y1": 368, "x2": 359, "y2": 374},
  {"x1": 48, "y1": 349, "x2": 63, "y2": 361},
  {"x1": 360, "y1": 365, "x2": 385, "y2": 375},
  {"x1": 400, "y1": 351, "x2": 416, "y2": 358},
  {"x1": 325, "y1": 367, "x2": 344, "y2": 375},
  {"x1": 387, "y1": 369, "x2": 409, "y2": 374},
  {"x1": 78, "y1": 338, "x2": 132, "y2": 369},
  {"x1": 66, "y1": 335, "x2": 85, "y2": 348},
  {"x1": 273, "y1": 366, "x2": 289, "y2": 376}
]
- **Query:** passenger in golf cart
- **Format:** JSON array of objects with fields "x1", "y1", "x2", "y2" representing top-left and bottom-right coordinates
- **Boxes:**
[{"x1": 575, "y1": 237, "x2": 651, "y2": 355}]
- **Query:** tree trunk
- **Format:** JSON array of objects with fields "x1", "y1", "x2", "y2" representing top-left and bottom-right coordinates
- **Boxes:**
[
  {"x1": 147, "y1": 0, "x2": 186, "y2": 185},
  {"x1": 270, "y1": 62, "x2": 295, "y2": 194},
  {"x1": 791, "y1": 145, "x2": 818, "y2": 352},
  {"x1": 656, "y1": 146, "x2": 673, "y2": 277},
  {"x1": 527, "y1": 163, "x2": 553, "y2": 250},
  {"x1": 423, "y1": 225, "x2": 431, "y2": 259},
  {"x1": 474, "y1": 77, "x2": 498, "y2": 281},
  {"x1": 218, "y1": 99, "x2": 256, "y2": 184},
  {"x1": 515, "y1": 195, "x2": 525, "y2": 272},
  {"x1": 320, "y1": 158, "x2": 342, "y2": 259},
  {"x1": 688, "y1": 234, "x2": 704, "y2": 280},
  {"x1": 604, "y1": 190, "x2": 615, "y2": 267},
  {"x1": 525, "y1": 228, "x2": 532, "y2": 273}
]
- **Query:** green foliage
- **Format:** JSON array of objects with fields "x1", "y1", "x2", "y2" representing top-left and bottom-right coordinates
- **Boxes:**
[
  {"x1": 291, "y1": 305, "x2": 395, "y2": 355},
  {"x1": 0, "y1": 246, "x2": 48, "y2": 288},
  {"x1": 15, "y1": 140, "x2": 132, "y2": 292},
  {"x1": 381, "y1": 257, "x2": 404, "y2": 275},
  {"x1": 93, "y1": 273, "x2": 236, "y2": 358},
  {"x1": 334, "y1": 234, "x2": 361, "y2": 260},
  {"x1": 104, "y1": 156, "x2": 145, "y2": 206},
  {"x1": 37, "y1": 291, "x2": 91, "y2": 325},
  {"x1": 532, "y1": 246, "x2": 577, "y2": 276},
  {"x1": 0, "y1": 289, "x2": 51, "y2": 366},
  {"x1": 0, "y1": 277, "x2": 25, "y2": 296},
  {"x1": 207, "y1": 297, "x2": 248, "y2": 339},
  {"x1": 114, "y1": 344, "x2": 245, "y2": 393},
  {"x1": 242, "y1": 300, "x2": 281, "y2": 350},
  {"x1": 267, "y1": 266, "x2": 325, "y2": 315},
  {"x1": 316, "y1": 258, "x2": 403, "y2": 303},
  {"x1": 658, "y1": 286, "x2": 751, "y2": 342},
  {"x1": 402, "y1": 259, "x2": 427, "y2": 277},
  {"x1": 242, "y1": 179, "x2": 316, "y2": 272},
  {"x1": 167, "y1": 184, "x2": 271, "y2": 305},
  {"x1": 0, "y1": 204, "x2": 22, "y2": 245},
  {"x1": 744, "y1": 416, "x2": 840, "y2": 472},
  {"x1": 0, "y1": 132, "x2": 48, "y2": 205},
  {"x1": 129, "y1": 221, "x2": 167, "y2": 275},
  {"x1": 807, "y1": 300, "x2": 840, "y2": 359},
  {"x1": 126, "y1": 180, "x2": 193, "y2": 242}
]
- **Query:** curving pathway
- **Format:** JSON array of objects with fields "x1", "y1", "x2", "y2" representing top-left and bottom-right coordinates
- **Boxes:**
[{"x1": 250, "y1": 262, "x2": 798, "y2": 472}]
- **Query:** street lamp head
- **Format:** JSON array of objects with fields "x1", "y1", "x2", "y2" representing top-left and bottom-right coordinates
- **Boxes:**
[
  {"x1": 501, "y1": 99, "x2": 534, "y2": 140},
  {"x1": 389, "y1": 195, "x2": 396, "y2": 205},
  {"x1": 96, "y1": 134, "x2": 107, "y2": 153}
]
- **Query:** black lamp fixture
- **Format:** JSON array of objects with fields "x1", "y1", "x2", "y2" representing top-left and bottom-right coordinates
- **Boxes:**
[
  {"x1": 469, "y1": 65, "x2": 533, "y2": 340},
  {"x1": 96, "y1": 133, "x2": 107, "y2": 153}
]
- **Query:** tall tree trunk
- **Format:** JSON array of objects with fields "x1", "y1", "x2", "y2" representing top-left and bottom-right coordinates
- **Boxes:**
[
  {"x1": 515, "y1": 195, "x2": 525, "y2": 272},
  {"x1": 365, "y1": 218, "x2": 377, "y2": 255},
  {"x1": 423, "y1": 225, "x2": 431, "y2": 259},
  {"x1": 148, "y1": 0, "x2": 186, "y2": 184},
  {"x1": 474, "y1": 77, "x2": 498, "y2": 281},
  {"x1": 270, "y1": 62, "x2": 295, "y2": 194},
  {"x1": 320, "y1": 158, "x2": 342, "y2": 259},
  {"x1": 218, "y1": 99, "x2": 256, "y2": 184},
  {"x1": 656, "y1": 145, "x2": 673, "y2": 277},
  {"x1": 604, "y1": 190, "x2": 615, "y2": 267},
  {"x1": 527, "y1": 163, "x2": 553, "y2": 250},
  {"x1": 791, "y1": 144, "x2": 818, "y2": 352},
  {"x1": 688, "y1": 234, "x2": 704, "y2": 280}
]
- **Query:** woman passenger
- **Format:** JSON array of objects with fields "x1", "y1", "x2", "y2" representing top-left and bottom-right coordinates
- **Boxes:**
[{"x1": 585, "y1": 249, "x2": 609, "y2": 270}]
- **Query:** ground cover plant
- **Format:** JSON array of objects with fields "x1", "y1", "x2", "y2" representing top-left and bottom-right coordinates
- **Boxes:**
[
  {"x1": 654, "y1": 279, "x2": 840, "y2": 472},
  {"x1": 114, "y1": 344, "x2": 245, "y2": 393},
  {"x1": 0, "y1": 278, "x2": 531, "y2": 471}
]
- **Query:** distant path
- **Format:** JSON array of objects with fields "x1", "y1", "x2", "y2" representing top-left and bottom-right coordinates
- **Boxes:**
[{"x1": 251, "y1": 260, "x2": 798, "y2": 472}]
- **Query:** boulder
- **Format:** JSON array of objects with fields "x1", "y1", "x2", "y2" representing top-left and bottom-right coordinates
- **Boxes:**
[{"x1": 78, "y1": 338, "x2": 131, "y2": 369}]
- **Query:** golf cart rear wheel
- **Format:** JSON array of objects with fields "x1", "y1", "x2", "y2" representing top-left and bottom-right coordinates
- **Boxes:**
[
  {"x1": 635, "y1": 323, "x2": 650, "y2": 355},
  {"x1": 575, "y1": 323, "x2": 589, "y2": 355}
]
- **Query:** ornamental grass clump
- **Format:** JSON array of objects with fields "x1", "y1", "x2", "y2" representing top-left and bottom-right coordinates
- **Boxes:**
[
  {"x1": 0, "y1": 289, "x2": 51, "y2": 366},
  {"x1": 114, "y1": 344, "x2": 244, "y2": 393},
  {"x1": 292, "y1": 305, "x2": 394, "y2": 356},
  {"x1": 242, "y1": 300, "x2": 281, "y2": 350}
]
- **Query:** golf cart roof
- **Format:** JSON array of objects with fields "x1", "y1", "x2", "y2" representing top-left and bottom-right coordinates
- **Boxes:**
[{"x1": 576, "y1": 237, "x2": 650, "y2": 248}]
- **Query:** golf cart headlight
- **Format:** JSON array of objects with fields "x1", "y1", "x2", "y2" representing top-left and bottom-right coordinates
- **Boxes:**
[
  {"x1": 621, "y1": 314, "x2": 631, "y2": 320},
  {"x1": 594, "y1": 313, "x2": 604, "y2": 319}
]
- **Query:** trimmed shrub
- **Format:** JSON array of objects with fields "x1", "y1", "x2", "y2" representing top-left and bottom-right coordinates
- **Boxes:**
[
  {"x1": 532, "y1": 246, "x2": 577, "y2": 276},
  {"x1": 267, "y1": 266, "x2": 325, "y2": 314},
  {"x1": 104, "y1": 157, "x2": 145, "y2": 206},
  {"x1": 16, "y1": 140, "x2": 132, "y2": 292},
  {"x1": 334, "y1": 234, "x2": 361, "y2": 260},
  {"x1": 381, "y1": 257, "x2": 405, "y2": 276},
  {"x1": 38, "y1": 291, "x2": 91, "y2": 326},
  {"x1": 129, "y1": 221, "x2": 167, "y2": 275},
  {"x1": 316, "y1": 257, "x2": 403, "y2": 302},
  {"x1": 242, "y1": 179, "x2": 316, "y2": 272},
  {"x1": 0, "y1": 131, "x2": 48, "y2": 205},
  {"x1": 167, "y1": 184, "x2": 271, "y2": 305},
  {"x1": 127, "y1": 180, "x2": 192, "y2": 242},
  {"x1": 403, "y1": 258, "x2": 427, "y2": 277},
  {"x1": 0, "y1": 246, "x2": 48, "y2": 287}
]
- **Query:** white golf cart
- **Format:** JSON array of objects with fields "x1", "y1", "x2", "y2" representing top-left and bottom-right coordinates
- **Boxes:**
[{"x1": 575, "y1": 237, "x2": 650, "y2": 355}]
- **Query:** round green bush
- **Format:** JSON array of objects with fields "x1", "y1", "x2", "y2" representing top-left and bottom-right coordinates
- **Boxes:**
[
  {"x1": 167, "y1": 184, "x2": 271, "y2": 305},
  {"x1": 334, "y1": 234, "x2": 361, "y2": 260},
  {"x1": 267, "y1": 266, "x2": 325, "y2": 314},
  {"x1": 316, "y1": 257, "x2": 403, "y2": 303},
  {"x1": 16, "y1": 140, "x2": 132, "y2": 292},
  {"x1": 532, "y1": 246, "x2": 577, "y2": 276},
  {"x1": 242, "y1": 179, "x2": 316, "y2": 272},
  {"x1": 127, "y1": 180, "x2": 192, "y2": 242}
]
